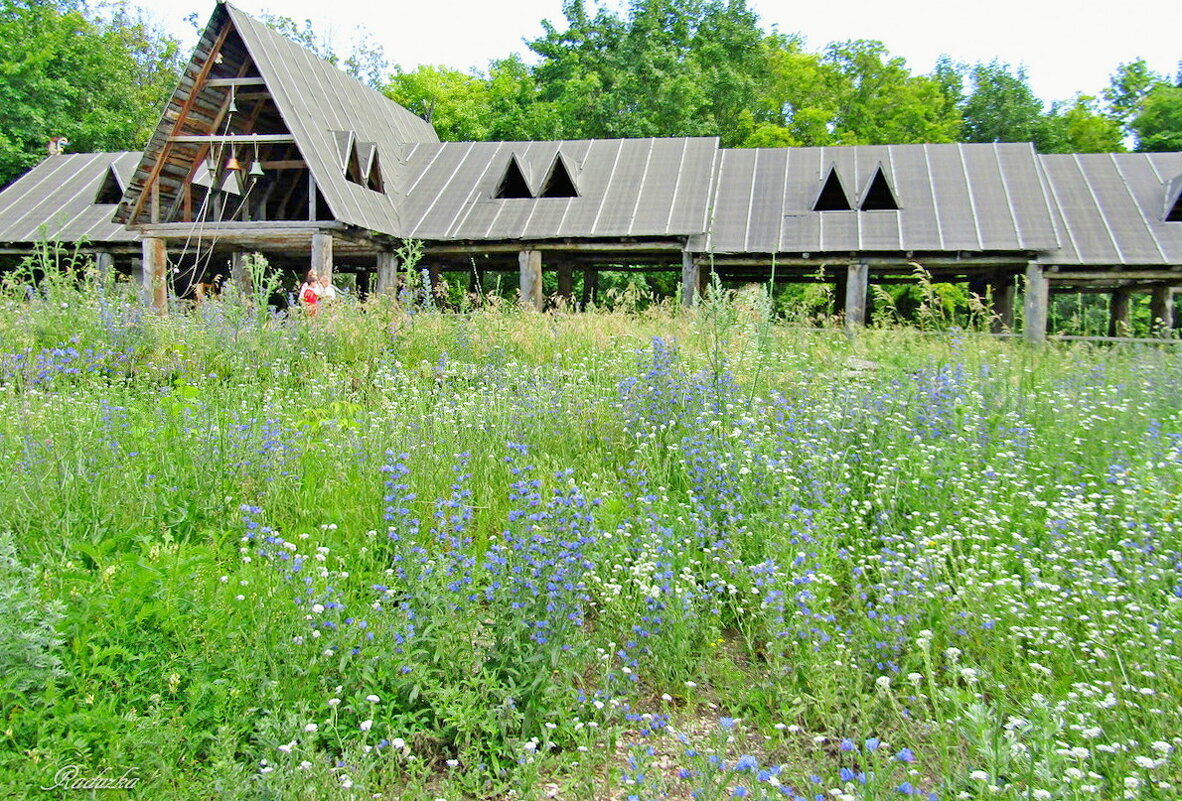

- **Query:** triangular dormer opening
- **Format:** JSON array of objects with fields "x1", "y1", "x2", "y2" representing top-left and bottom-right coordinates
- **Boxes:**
[
  {"x1": 538, "y1": 155, "x2": 578, "y2": 198},
  {"x1": 345, "y1": 140, "x2": 364, "y2": 185},
  {"x1": 494, "y1": 155, "x2": 532, "y2": 199},
  {"x1": 94, "y1": 164, "x2": 124, "y2": 204},
  {"x1": 813, "y1": 165, "x2": 852, "y2": 211},
  {"x1": 366, "y1": 150, "x2": 383, "y2": 193},
  {"x1": 1166, "y1": 175, "x2": 1182, "y2": 222},
  {"x1": 860, "y1": 165, "x2": 900, "y2": 211}
]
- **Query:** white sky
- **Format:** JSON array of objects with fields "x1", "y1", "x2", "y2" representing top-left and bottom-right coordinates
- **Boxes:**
[{"x1": 138, "y1": 0, "x2": 1179, "y2": 105}]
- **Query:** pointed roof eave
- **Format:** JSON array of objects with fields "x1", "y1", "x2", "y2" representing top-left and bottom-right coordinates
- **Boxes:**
[{"x1": 114, "y1": 1, "x2": 236, "y2": 225}]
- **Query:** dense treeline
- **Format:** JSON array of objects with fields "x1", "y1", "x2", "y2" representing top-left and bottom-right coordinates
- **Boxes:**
[{"x1": 1, "y1": 0, "x2": 1180, "y2": 188}]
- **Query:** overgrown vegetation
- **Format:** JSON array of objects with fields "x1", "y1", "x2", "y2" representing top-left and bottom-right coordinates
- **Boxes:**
[{"x1": 0, "y1": 255, "x2": 1180, "y2": 799}]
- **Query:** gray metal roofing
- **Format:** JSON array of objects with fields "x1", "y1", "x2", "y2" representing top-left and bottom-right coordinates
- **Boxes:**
[
  {"x1": 704, "y1": 143, "x2": 1061, "y2": 254},
  {"x1": 1038, "y1": 152, "x2": 1182, "y2": 266},
  {"x1": 0, "y1": 152, "x2": 140, "y2": 245},
  {"x1": 224, "y1": 5, "x2": 437, "y2": 235},
  {"x1": 399, "y1": 138, "x2": 719, "y2": 240}
]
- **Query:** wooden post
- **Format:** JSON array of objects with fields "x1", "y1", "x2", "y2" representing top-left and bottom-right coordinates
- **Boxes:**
[
  {"x1": 1150, "y1": 285, "x2": 1175, "y2": 334},
  {"x1": 311, "y1": 233, "x2": 333, "y2": 281},
  {"x1": 142, "y1": 237, "x2": 168, "y2": 316},
  {"x1": 231, "y1": 251, "x2": 252, "y2": 296},
  {"x1": 375, "y1": 251, "x2": 399, "y2": 295},
  {"x1": 557, "y1": 263, "x2": 574, "y2": 305},
  {"x1": 844, "y1": 261, "x2": 869, "y2": 331},
  {"x1": 991, "y1": 269, "x2": 1016, "y2": 333},
  {"x1": 132, "y1": 257, "x2": 148, "y2": 306},
  {"x1": 1108, "y1": 288, "x2": 1132, "y2": 337},
  {"x1": 681, "y1": 251, "x2": 699, "y2": 307},
  {"x1": 581, "y1": 268, "x2": 598, "y2": 308},
  {"x1": 698, "y1": 263, "x2": 712, "y2": 297},
  {"x1": 1023, "y1": 261, "x2": 1048, "y2": 345},
  {"x1": 94, "y1": 251, "x2": 114, "y2": 278},
  {"x1": 519, "y1": 249, "x2": 542, "y2": 310}
]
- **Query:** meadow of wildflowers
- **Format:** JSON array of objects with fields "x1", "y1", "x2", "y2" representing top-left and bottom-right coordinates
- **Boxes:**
[{"x1": 0, "y1": 261, "x2": 1180, "y2": 800}]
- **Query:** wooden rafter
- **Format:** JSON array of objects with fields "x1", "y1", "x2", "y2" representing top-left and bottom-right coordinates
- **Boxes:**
[{"x1": 127, "y1": 18, "x2": 233, "y2": 226}]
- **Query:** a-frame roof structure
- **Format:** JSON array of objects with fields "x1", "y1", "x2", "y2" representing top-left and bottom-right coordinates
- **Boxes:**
[{"x1": 116, "y1": 1, "x2": 436, "y2": 235}]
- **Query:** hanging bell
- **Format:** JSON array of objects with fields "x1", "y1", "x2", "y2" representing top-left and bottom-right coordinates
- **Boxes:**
[
  {"x1": 228, "y1": 87, "x2": 238, "y2": 113},
  {"x1": 225, "y1": 155, "x2": 241, "y2": 171},
  {"x1": 248, "y1": 160, "x2": 265, "y2": 177}
]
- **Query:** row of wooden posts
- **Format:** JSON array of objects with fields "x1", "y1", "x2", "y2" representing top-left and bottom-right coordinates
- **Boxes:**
[{"x1": 117, "y1": 235, "x2": 1177, "y2": 345}]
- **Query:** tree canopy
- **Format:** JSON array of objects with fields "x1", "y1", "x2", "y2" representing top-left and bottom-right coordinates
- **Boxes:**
[
  {"x1": 2, "y1": 0, "x2": 1177, "y2": 190},
  {"x1": 0, "y1": 0, "x2": 181, "y2": 187}
]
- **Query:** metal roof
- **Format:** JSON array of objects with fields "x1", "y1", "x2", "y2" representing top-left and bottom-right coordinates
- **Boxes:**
[
  {"x1": 223, "y1": 4, "x2": 436, "y2": 234},
  {"x1": 1038, "y1": 152, "x2": 1182, "y2": 266},
  {"x1": 703, "y1": 143, "x2": 1060, "y2": 255},
  {"x1": 0, "y1": 152, "x2": 140, "y2": 245},
  {"x1": 399, "y1": 138, "x2": 719, "y2": 240}
]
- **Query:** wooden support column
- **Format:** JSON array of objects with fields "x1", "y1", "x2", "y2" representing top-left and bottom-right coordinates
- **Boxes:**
[
  {"x1": 142, "y1": 237, "x2": 168, "y2": 316},
  {"x1": 557, "y1": 263, "x2": 574, "y2": 305},
  {"x1": 991, "y1": 269, "x2": 1016, "y2": 333},
  {"x1": 94, "y1": 251, "x2": 114, "y2": 279},
  {"x1": 844, "y1": 261, "x2": 869, "y2": 332},
  {"x1": 519, "y1": 249, "x2": 543, "y2": 310},
  {"x1": 834, "y1": 269, "x2": 848, "y2": 319},
  {"x1": 681, "y1": 251, "x2": 700, "y2": 307},
  {"x1": 311, "y1": 233, "x2": 333, "y2": 281},
  {"x1": 230, "y1": 251, "x2": 252, "y2": 296},
  {"x1": 1150, "y1": 285, "x2": 1175, "y2": 334},
  {"x1": 1023, "y1": 261, "x2": 1048, "y2": 345},
  {"x1": 132, "y1": 257, "x2": 148, "y2": 306},
  {"x1": 375, "y1": 251, "x2": 399, "y2": 295},
  {"x1": 1108, "y1": 288, "x2": 1132, "y2": 337},
  {"x1": 581, "y1": 268, "x2": 599, "y2": 308}
]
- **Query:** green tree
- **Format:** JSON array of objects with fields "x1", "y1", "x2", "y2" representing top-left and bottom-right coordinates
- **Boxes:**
[
  {"x1": 961, "y1": 60, "x2": 1046, "y2": 145},
  {"x1": 822, "y1": 40, "x2": 960, "y2": 144},
  {"x1": 0, "y1": 0, "x2": 182, "y2": 187},
  {"x1": 526, "y1": 0, "x2": 768, "y2": 144},
  {"x1": 1040, "y1": 95, "x2": 1124, "y2": 153},
  {"x1": 385, "y1": 66, "x2": 493, "y2": 141},
  {"x1": 1103, "y1": 59, "x2": 1167, "y2": 135},
  {"x1": 1132, "y1": 85, "x2": 1182, "y2": 151}
]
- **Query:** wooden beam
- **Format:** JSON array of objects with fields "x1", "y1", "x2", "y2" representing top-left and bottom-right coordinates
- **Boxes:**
[
  {"x1": 519, "y1": 249, "x2": 542, "y2": 310},
  {"x1": 1049, "y1": 270, "x2": 1182, "y2": 281},
  {"x1": 127, "y1": 19, "x2": 232, "y2": 225},
  {"x1": 311, "y1": 233, "x2": 333, "y2": 281},
  {"x1": 376, "y1": 251, "x2": 399, "y2": 295},
  {"x1": 581, "y1": 267, "x2": 598, "y2": 307},
  {"x1": 844, "y1": 261, "x2": 869, "y2": 332},
  {"x1": 1150, "y1": 285, "x2": 1175, "y2": 334},
  {"x1": 142, "y1": 237, "x2": 168, "y2": 316},
  {"x1": 991, "y1": 269, "x2": 1016, "y2": 333},
  {"x1": 681, "y1": 251, "x2": 699, "y2": 307},
  {"x1": 1023, "y1": 261, "x2": 1048, "y2": 345},
  {"x1": 204, "y1": 77, "x2": 267, "y2": 87},
  {"x1": 231, "y1": 251, "x2": 252, "y2": 296},
  {"x1": 168, "y1": 134, "x2": 297, "y2": 145},
  {"x1": 1109, "y1": 288, "x2": 1131, "y2": 337},
  {"x1": 259, "y1": 160, "x2": 307, "y2": 170},
  {"x1": 557, "y1": 263, "x2": 574, "y2": 303}
]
